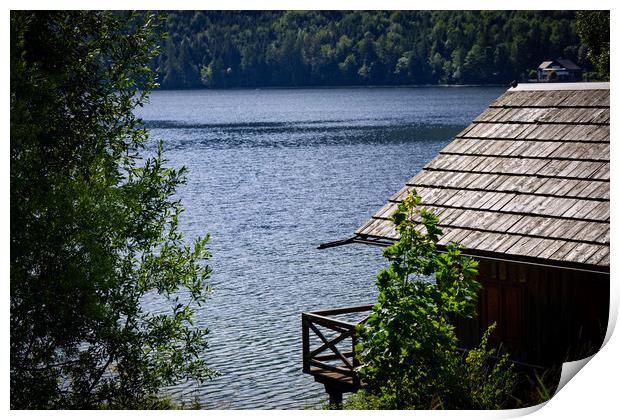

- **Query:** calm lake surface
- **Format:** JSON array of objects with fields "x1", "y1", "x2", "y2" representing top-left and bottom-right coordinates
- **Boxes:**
[{"x1": 137, "y1": 86, "x2": 504, "y2": 409}]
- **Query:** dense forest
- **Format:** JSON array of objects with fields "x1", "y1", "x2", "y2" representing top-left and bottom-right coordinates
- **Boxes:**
[{"x1": 155, "y1": 11, "x2": 596, "y2": 89}]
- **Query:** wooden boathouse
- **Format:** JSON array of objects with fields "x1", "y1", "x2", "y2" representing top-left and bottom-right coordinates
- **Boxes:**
[{"x1": 302, "y1": 82, "x2": 610, "y2": 403}]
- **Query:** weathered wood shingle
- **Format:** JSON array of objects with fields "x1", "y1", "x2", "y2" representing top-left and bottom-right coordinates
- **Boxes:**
[{"x1": 355, "y1": 83, "x2": 610, "y2": 270}]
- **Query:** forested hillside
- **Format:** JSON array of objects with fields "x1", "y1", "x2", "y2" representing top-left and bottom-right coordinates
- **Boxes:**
[{"x1": 155, "y1": 11, "x2": 594, "y2": 89}]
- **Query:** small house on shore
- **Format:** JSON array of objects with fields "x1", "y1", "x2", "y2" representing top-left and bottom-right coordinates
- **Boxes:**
[
  {"x1": 303, "y1": 82, "x2": 609, "y2": 402},
  {"x1": 537, "y1": 59, "x2": 584, "y2": 82}
]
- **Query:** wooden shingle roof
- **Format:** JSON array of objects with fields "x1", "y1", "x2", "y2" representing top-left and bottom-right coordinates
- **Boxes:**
[
  {"x1": 538, "y1": 59, "x2": 582, "y2": 71},
  {"x1": 355, "y1": 83, "x2": 610, "y2": 271}
]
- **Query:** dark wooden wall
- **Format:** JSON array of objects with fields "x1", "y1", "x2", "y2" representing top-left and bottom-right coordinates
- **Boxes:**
[{"x1": 455, "y1": 259, "x2": 609, "y2": 367}]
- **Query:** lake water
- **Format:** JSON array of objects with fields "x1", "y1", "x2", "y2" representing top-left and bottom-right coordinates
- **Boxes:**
[{"x1": 136, "y1": 86, "x2": 504, "y2": 409}]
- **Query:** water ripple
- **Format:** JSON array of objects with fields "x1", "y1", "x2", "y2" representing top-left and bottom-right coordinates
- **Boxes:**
[{"x1": 139, "y1": 87, "x2": 503, "y2": 408}]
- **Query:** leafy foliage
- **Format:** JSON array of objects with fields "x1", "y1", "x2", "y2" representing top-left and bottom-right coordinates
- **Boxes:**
[
  {"x1": 154, "y1": 11, "x2": 593, "y2": 88},
  {"x1": 11, "y1": 11, "x2": 215, "y2": 408},
  {"x1": 575, "y1": 11, "x2": 610, "y2": 80},
  {"x1": 465, "y1": 324, "x2": 516, "y2": 409},
  {"x1": 354, "y1": 192, "x2": 515, "y2": 409}
]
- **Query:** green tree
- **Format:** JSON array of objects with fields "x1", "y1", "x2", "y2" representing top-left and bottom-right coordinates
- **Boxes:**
[
  {"x1": 201, "y1": 57, "x2": 226, "y2": 87},
  {"x1": 394, "y1": 51, "x2": 413, "y2": 81},
  {"x1": 152, "y1": 11, "x2": 588, "y2": 88},
  {"x1": 162, "y1": 35, "x2": 183, "y2": 88},
  {"x1": 354, "y1": 192, "x2": 515, "y2": 409},
  {"x1": 339, "y1": 53, "x2": 358, "y2": 82},
  {"x1": 11, "y1": 11, "x2": 215, "y2": 409},
  {"x1": 463, "y1": 44, "x2": 488, "y2": 83},
  {"x1": 576, "y1": 11, "x2": 610, "y2": 80}
]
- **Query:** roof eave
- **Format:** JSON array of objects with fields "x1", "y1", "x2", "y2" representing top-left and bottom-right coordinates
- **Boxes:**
[
  {"x1": 343, "y1": 234, "x2": 609, "y2": 275},
  {"x1": 319, "y1": 234, "x2": 609, "y2": 275}
]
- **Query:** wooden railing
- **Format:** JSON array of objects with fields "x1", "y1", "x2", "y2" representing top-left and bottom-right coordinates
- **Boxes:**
[{"x1": 302, "y1": 304, "x2": 373, "y2": 391}]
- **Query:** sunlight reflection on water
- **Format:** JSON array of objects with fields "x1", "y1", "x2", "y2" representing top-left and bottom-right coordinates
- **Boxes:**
[{"x1": 136, "y1": 86, "x2": 503, "y2": 409}]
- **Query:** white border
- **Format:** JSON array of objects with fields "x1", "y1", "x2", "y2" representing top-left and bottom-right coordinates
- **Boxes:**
[{"x1": 3, "y1": 2, "x2": 617, "y2": 419}]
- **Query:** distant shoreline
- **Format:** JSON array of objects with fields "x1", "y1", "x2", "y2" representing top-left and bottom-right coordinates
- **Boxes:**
[{"x1": 154, "y1": 83, "x2": 509, "y2": 91}]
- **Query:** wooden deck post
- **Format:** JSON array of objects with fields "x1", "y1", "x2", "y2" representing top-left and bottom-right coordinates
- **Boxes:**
[
  {"x1": 302, "y1": 314, "x2": 310, "y2": 373},
  {"x1": 325, "y1": 385, "x2": 343, "y2": 408}
]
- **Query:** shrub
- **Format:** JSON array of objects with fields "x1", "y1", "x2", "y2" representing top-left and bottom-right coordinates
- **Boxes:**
[{"x1": 354, "y1": 192, "x2": 515, "y2": 409}]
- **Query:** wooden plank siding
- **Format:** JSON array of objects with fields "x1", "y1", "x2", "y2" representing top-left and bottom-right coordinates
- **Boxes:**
[
  {"x1": 355, "y1": 84, "x2": 610, "y2": 272},
  {"x1": 454, "y1": 259, "x2": 609, "y2": 366}
]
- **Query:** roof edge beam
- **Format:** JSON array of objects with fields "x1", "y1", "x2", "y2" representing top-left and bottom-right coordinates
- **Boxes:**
[
  {"x1": 317, "y1": 237, "x2": 356, "y2": 249},
  {"x1": 319, "y1": 235, "x2": 609, "y2": 275},
  {"x1": 317, "y1": 236, "x2": 394, "y2": 250}
]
